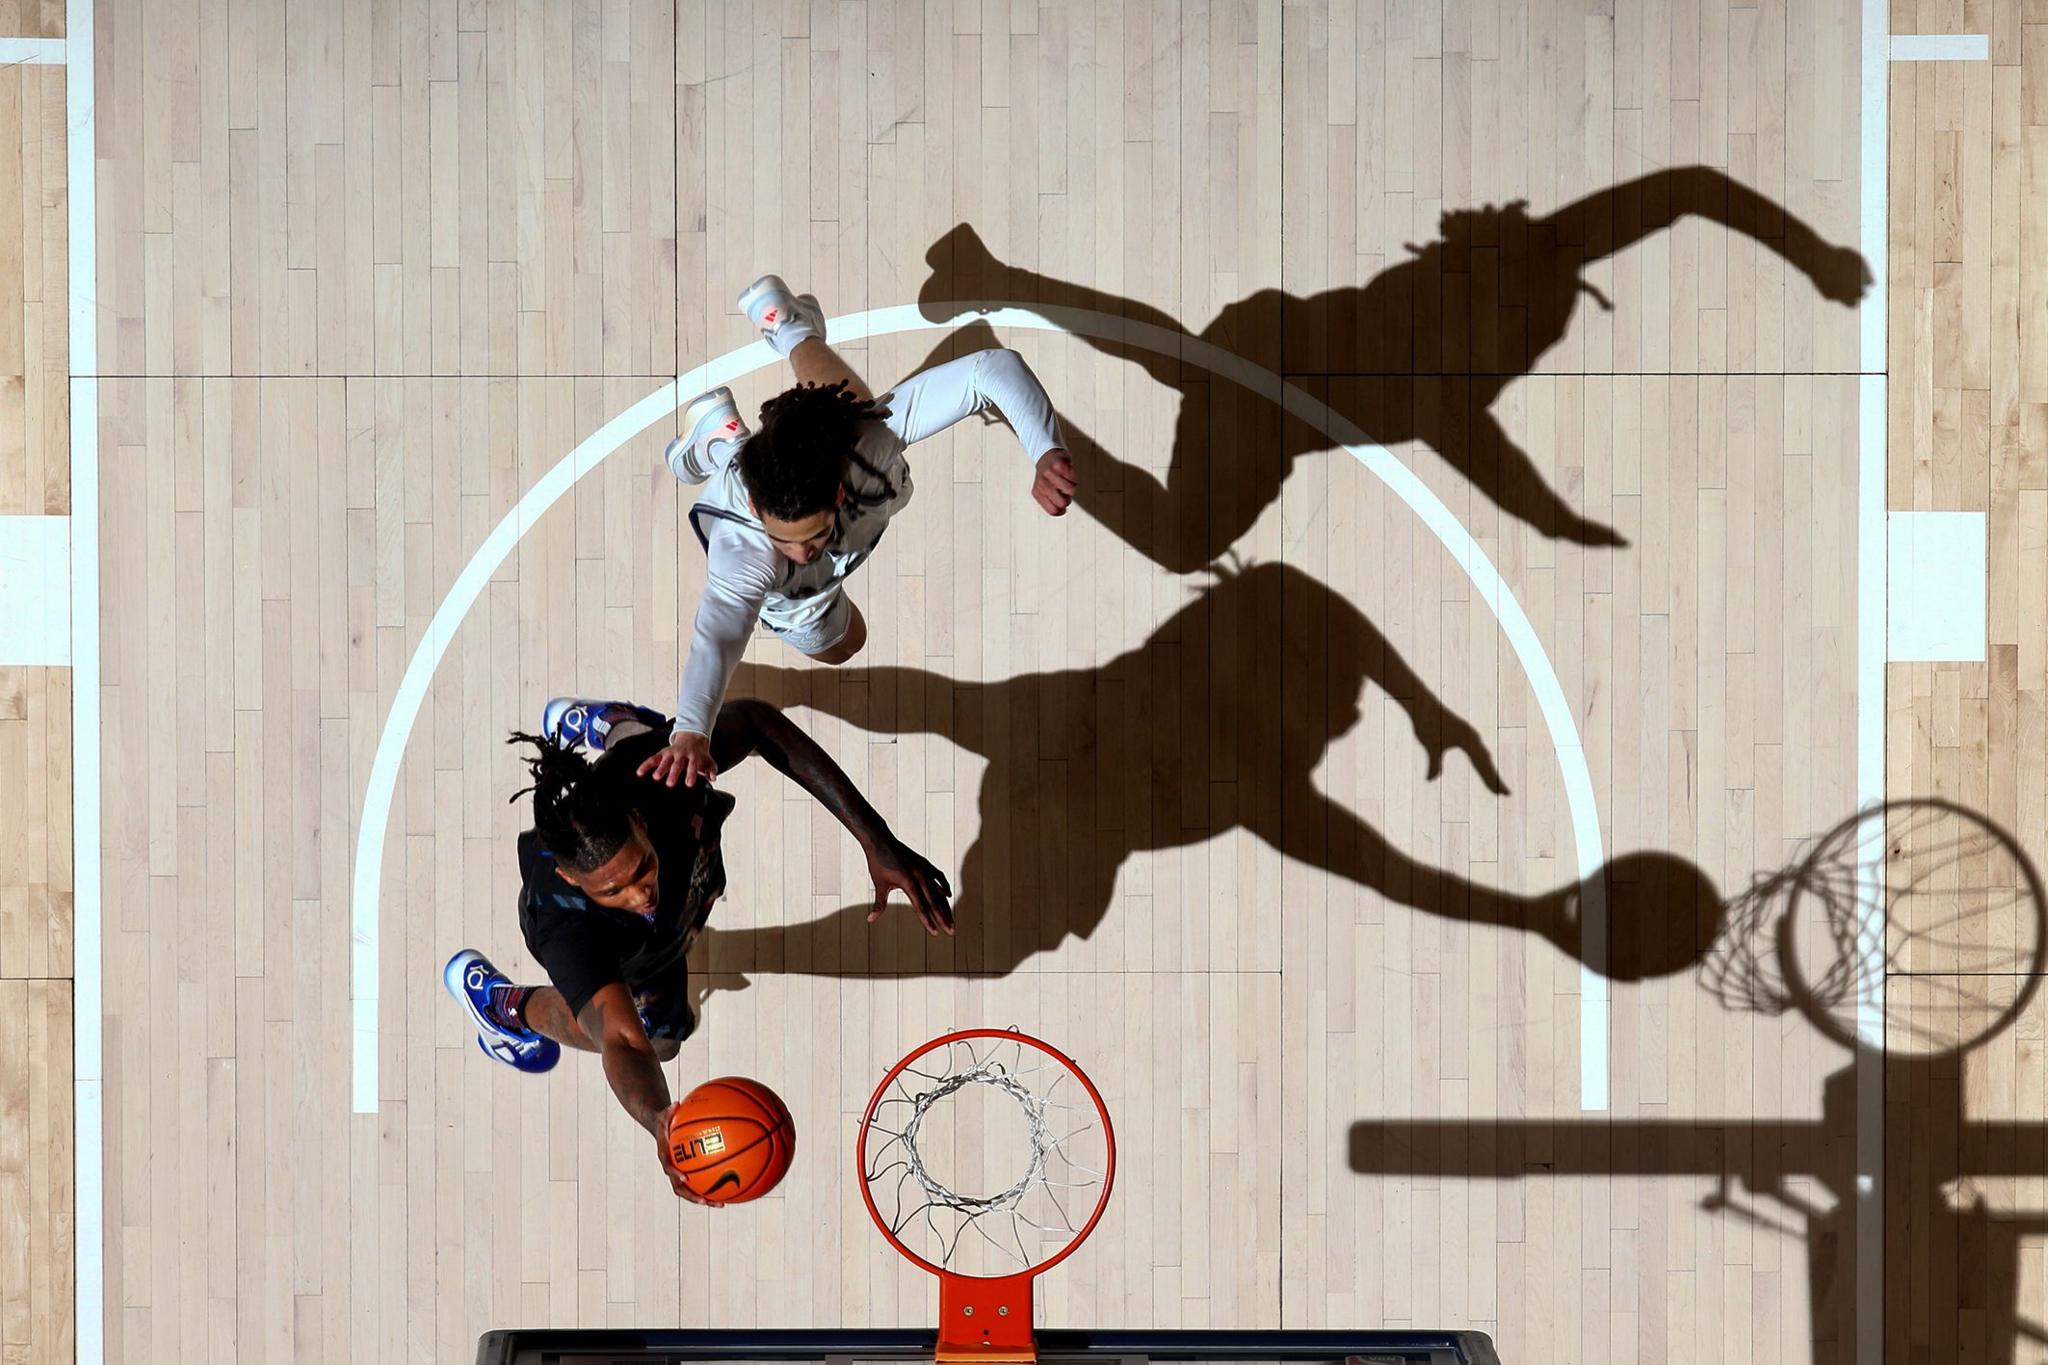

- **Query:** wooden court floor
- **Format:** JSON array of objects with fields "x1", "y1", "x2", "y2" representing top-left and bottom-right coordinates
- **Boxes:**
[{"x1": 3, "y1": 2, "x2": 2046, "y2": 1363}]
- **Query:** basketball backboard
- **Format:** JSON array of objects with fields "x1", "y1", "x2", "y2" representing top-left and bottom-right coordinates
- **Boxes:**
[
  {"x1": 472, "y1": 1327, "x2": 1504, "y2": 1365},
  {"x1": 477, "y1": 1032, "x2": 1502, "y2": 1365}
]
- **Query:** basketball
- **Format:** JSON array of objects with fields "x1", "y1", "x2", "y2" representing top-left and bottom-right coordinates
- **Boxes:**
[{"x1": 665, "y1": 1077, "x2": 796, "y2": 1204}]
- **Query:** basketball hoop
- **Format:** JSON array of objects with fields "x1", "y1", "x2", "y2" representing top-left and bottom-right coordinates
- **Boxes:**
[{"x1": 857, "y1": 1029, "x2": 1117, "y2": 1364}]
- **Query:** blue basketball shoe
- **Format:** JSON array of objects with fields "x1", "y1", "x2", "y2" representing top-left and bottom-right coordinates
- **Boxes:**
[
  {"x1": 443, "y1": 949, "x2": 560, "y2": 1075},
  {"x1": 540, "y1": 697, "x2": 666, "y2": 753}
]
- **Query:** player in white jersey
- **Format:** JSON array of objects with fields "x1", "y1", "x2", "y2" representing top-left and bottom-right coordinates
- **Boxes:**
[{"x1": 641, "y1": 275, "x2": 1079, "y2": 789}]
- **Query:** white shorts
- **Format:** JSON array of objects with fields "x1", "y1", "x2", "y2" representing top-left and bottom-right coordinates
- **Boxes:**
[{"x1": 758, "y1": 584, "x2": 855, "y2": 656}]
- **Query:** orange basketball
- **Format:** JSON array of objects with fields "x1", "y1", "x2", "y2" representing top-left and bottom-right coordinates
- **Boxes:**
[{"x1": 665, "y1": 1076, "x2": 796, "y2": 1204}]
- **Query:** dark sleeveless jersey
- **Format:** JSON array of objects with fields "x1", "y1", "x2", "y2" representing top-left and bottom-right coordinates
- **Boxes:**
[{"x1": 515, "y1": 729, "x2": 736, "y2": 1018}]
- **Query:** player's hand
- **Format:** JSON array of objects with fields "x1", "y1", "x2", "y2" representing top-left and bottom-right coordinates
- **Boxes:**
[
  {"x1": 639, "y1": 731, "x2": 717, "y2": 788},
  {"x1": 657, "y1": 1105, "x2": 720, "y2": 1207},
  {"x1": 1032, "y1": 451, "x2": 1078, "y2": 516},
  {"x1": 866, "y1": 839, "x2": 955, "y2": 936}
]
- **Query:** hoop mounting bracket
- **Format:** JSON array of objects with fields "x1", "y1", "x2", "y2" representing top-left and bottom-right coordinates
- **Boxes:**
[{"x1": 937, "y1": 1270, "x2": 1037, "y2": 1363}]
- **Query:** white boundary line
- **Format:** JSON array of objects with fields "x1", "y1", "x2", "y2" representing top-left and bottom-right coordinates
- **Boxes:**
[
  {"x1": 1857, "y1": 2, "x2": 1890, "y2": 1363},
  {"x1": 0, "y1": 36, "x2": 64, "y2": 63},
  {"x1": 63, "y1": 0, "x2": 102, "y2": 1359},
  {"x1": 1885, "y1": 509, "x2": 1987, "y2": 660},
  {"x1": 0, "y1": 514, "x2": 74, "y2": 663},
  {"x1": 348, "y1": 303, "x2": 1612, "y2": 1114},
  {"x1": 1890, "y1": 33, "x2": 1989, "y2": 61}
]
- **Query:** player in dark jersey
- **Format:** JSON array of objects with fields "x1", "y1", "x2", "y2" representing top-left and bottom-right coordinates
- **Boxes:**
[{"x1": 445, "y1": 695, "x2": 951, "y2": 1199}]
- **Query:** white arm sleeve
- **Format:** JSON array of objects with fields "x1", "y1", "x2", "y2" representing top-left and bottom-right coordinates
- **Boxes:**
[
  {"x1": 673, "y1": 522, "x2": 777, "y2": 739},
  {"x1": 880, "y1": 348, "x2": 1066, "y2": 463}
]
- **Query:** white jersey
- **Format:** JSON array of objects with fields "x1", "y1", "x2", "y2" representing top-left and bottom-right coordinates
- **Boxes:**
[{"x1": 675, "y1": 347, "x2": 1065, "y2": 736}]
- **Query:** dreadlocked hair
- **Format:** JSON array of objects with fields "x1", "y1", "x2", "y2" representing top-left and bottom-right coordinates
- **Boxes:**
[
  {"x1": 506, "y1": 730, "x2": 639, "y2": 873},
  {"x1": 738, "y1": 380, "x2": 888, "y2": 522}
]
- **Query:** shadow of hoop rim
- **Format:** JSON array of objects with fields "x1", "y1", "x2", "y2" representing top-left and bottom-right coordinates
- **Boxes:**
[{"x1": 1774, "y1": 796, "x2": 2048, "y2": 1059}]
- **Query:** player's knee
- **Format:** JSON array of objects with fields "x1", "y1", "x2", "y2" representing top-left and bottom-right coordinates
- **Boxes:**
[
  {"x1": 812, "y1": 634, "x2": 866, "y2": 666},
  {"x1": 810, "y1": 609, "x2": 868, "y2": 665},
  {"x1": 651, "y1": 1038, "x2": 681, "y2": 1063}
]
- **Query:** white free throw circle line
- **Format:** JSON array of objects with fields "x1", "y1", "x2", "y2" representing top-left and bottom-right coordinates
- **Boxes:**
[{"x1": 348, "y1": 302, "x2": 1610, "y2": 1114}]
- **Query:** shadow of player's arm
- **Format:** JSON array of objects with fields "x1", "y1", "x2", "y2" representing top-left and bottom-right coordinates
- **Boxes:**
[
  {"x1": 1261, "y1": 781, "x2": 1542, "y2": 931},
  {"x1": 1408, "y1": 400, "x2": 1629, "y2": 548},
  {"x1": 1344, "y1": 621, "x2": 1512, "y2": 795},
  {"x1": 728, "y1": 662, "x2": 982, "y2": 746},
  {"x1": 1543, "y1": 165, "x2": 1870, "y2": 304}
]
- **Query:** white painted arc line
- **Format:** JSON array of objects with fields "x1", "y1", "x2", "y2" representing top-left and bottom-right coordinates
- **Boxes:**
[
  {"x1": 350, "y1": 376, "x2": 683, "y2": 1112},
  {"x1": 853, "y1": 305, "x2": 1611, "y2": 1112},
  {"x1": 347, "y1": 305, "x2": 1610, "y2": 1115}
]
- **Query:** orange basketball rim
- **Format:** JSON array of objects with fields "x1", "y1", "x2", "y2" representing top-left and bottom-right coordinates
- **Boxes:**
[{"x1": 857, "y1": 1029, "x2": 1118, "y2": 1364}]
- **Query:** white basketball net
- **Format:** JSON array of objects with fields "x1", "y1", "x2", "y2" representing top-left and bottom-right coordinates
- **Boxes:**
[{"x1": 862, "y1": 1032, "x2": 1109, "y2": 1277}]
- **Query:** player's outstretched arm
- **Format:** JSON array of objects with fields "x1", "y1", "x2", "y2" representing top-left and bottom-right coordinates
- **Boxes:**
[
  {"x1": 709, "y1": 698, "x2": 955, "y2": 935},
  {"x1": 643, "y1": 530, "x2": 777, "y2": 789},
  {"x1": 886, "y1": 347, "x2": 1077, "y2": 515},
  {"x1": 576, "y1": 984, "x2": 714, "y2": 1204}
]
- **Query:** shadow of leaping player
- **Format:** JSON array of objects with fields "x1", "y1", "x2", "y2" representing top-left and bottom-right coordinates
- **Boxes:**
[
  {"x1": 716, "y1": 560, "x2": 1722, "y2": 982},
  {"x1": 919, "y1": 167, "x2": 1871, "y2": 568}
]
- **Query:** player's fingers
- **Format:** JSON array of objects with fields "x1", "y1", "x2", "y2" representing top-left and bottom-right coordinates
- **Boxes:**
[
  {"x1": 915, "y1": 885, "x2": 944, "y2": 935},
  {"x1": 659, "y1": 1141, "x2": 694, "y2": 1202},
  {"x1": 894, "y1": 876, "x2": 937, "y2": 935},
  {"x1": 1048, "y1": 462, "x2": 1078, "y2": 494},
  {"x1": 894, "y1": 879, "x2": 930, "y2": 934}
]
